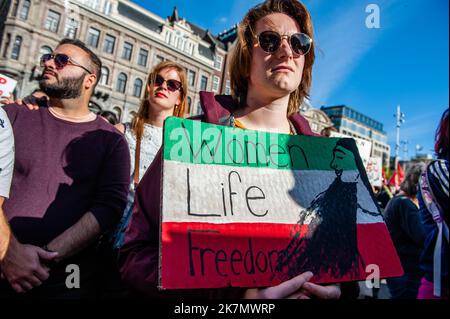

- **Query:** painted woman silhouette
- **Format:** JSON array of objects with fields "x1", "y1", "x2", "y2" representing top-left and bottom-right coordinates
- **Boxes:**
[{"x1": 277, "y1": 138, "x2": 381, "y2": 280}]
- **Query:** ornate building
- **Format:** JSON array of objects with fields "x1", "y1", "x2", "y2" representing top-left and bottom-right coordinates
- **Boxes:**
[
  {"x1": 299, "y1": 99, "x2": 334, "y2": 135},
  {"x1": 0, "y1": 0, "x2": 227, "y2": 121}
]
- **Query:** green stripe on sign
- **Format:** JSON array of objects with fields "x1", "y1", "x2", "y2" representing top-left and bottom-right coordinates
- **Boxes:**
[{"x1": 163, "y1": 117, "x2": 359, "y2": 171}]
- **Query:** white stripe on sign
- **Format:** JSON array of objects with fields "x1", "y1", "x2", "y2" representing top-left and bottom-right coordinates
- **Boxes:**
[{"x1": 162, "y1": 160, "x2": 383, "y2": 225}]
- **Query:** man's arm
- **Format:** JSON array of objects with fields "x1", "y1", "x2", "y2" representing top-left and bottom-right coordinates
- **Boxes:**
[
  {"x1": 45, "y1": 212, "x2": 100, "y2": 261},
  {"x1": 46, "y1": 134, "x2": 130, "y2": 262}
]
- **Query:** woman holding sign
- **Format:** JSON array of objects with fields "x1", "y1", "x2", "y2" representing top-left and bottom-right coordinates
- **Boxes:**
[{"x1": 119, "y1": 0, "x2": 342, "y2": 299}]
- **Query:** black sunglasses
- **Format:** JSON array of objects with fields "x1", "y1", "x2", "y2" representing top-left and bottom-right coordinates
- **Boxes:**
[
  {"x1": 255, "y1": 31, "x2": 312, "y2": 56},
  {"x1": 40, "y1": 53, "x2": 93, "y2": 74},
  {"x1": 154, "y1": 74, "x2": 182, "y2": 92}
]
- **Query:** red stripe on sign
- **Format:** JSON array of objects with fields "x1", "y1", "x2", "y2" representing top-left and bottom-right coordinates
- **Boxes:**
[{"x1": 160, "y1": 222, "x2": 403, "y2": 289}]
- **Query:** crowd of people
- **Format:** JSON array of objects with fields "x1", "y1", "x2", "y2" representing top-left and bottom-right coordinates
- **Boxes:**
[{"x1": 0, "y1": 0, "x2": 448, "y2": 300}]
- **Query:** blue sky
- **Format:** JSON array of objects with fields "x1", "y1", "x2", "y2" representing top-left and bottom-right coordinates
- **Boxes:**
[{"x1": 132, "y1": 0, "x2": 449, "y2": 160}]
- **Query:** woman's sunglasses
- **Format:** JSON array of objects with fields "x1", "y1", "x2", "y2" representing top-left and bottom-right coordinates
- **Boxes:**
[
  {"x1": 154, "y1": 74, "x2": 182, "y2": 92},
  {"x1": 255, "y1": 31, "x2": 312, "y2": 57},
  {"x1": 40, "y1": 53, "x2": 93, "y2": 74}
]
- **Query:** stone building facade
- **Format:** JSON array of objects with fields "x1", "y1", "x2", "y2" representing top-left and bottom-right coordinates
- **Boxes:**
[{"x1": 0, "y1": 0, "x2": 227, "y2": 121}]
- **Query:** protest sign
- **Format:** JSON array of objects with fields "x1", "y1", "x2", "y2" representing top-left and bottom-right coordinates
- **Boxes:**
[
  {"x1": 329, "y1": 131, "x2": 372, "y2": 167},
  {"x1": 366, "y1": 157, "x2": 383, "y2": 187},
  {"x1": 159, "y1": 117, "x2": 402, "y2": 289},
  {"x1": 0, "y1": 73, "x2": 17, "y2": 98}
]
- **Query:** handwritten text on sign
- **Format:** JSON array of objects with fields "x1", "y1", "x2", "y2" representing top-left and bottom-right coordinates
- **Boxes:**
[
  {"x1": 159, "y1": 117, "x2": 402, "y2": 290},
  {"x1": 0, "y1": 74, "x2": 17, "y2": 98}
]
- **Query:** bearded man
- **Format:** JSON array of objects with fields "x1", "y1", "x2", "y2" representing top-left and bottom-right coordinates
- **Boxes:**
[{"x1": 0, "y1": 39, "x2": 130, "y2": 298}]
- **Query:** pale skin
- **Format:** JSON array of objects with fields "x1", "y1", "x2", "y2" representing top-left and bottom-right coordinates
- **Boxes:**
[
  {"x1": 115, "y1": 67, "x2": 182, "y2": 133},
  {"x1": 234, "y1": 13, "x2": 305, "y2": 134},
  {"x1": 236, "y1": 13, "x2": 341, "y2": 299},
  {"x1": 1, "y1": 44, "x2": 102, "y2": 293}
]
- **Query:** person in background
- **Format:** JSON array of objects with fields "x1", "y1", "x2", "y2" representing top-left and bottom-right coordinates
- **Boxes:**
[
  {"x1": 119, "y1": 0, "x2": 344, "y2": 300},
  {"x1": 99, "y1": 110, "x2": 118, "y2": 125},
  {"x1": 113, "y1": 60, "x2": 187, "y2": 250},
  {"x1": 384, "y1": 163, "x2": 426, "y2": 299},
  {"x1": 320, "y1": 126, "x2": 338, "y2": 137},
  {"x1": 417, "y1": 108, "x2": 449, "y2": 299},
  {"x1": 94, "y1": 61, "x2": 187, "y2": 299}
]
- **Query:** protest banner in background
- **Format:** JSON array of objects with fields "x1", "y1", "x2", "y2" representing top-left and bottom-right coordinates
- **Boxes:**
[
  {"x1": 366, "y1": 157, "x2": 383, "y2": 187},
  {"x1": 0, "y1": 73, "x2": 17, "y2": 98},
  {"x1": 329, "y1": 131, "x2": 373, "y2": 167},
  {"x1": 159, "y1": 117, "x2": 403, "y2": 289}
]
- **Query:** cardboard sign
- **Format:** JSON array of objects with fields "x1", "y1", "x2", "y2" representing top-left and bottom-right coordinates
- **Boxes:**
[
  {"x1": 0, "y1": 74, "x2": 17, "y2": 98},
  {"x1": 160, "y1": 117, "x2": 402, "y2": 289},
  {"x1": 329, "y1": 131, "x2": 373, "y2": 168},
  {"x1": 366, "y1": 157, "x2": 383, "y2": 187}
]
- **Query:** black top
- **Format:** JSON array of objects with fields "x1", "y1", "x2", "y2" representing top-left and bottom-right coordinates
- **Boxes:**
[{"x1": 383, "y1": 196, "x2": 426, "y2": 272}]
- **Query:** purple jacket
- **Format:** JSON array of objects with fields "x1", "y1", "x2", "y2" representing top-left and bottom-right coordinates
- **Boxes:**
[{"x1": 118, "y1": 92, "x2": 318, "y2": 298}]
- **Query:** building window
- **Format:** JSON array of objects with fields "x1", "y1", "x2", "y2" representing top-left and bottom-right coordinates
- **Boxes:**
[
  {"x1": 87, "y1": 28, "x2": 100, "y2": 48},
  {"x1": 103, "y1": 34, "x2": 116, "y2": 54},
  {"x1": 212, "y1": 76, "x2": 220, "y2": 92},
  {"x1": 225, "y1": 80, "x2": 231, "y2": 95},
  {"x1": 64, "y1": 19, "x2": 79, "y2": 39},
  {"x1": 11, "y1": 36, "x2": 22, "y2": 60},
  {"x1": 100, "y1": 67, "x2": 109, "y2": 85},
  {"x1": 187, "y1": 96, "x2": 192, "y2": 114},
  {"x1": 138, "y1": 48, "x2": 148, "y2": 67},
  {"x1": 44, "y1": 10, "x2": 61, "y2": 33},
  {"x1": 188, "y1": 70, "x2": 196, "y2": 87},
  {"x1": 113, "y1": 106, "x2": 122, "y2": 121},
  {"x1": 19, "y1": 0, "x2": 31, "y2": 20},
  {"x1": 154, "y1": 54, "x2": 164, "y2": 66},
  {"x1": 200, "y1": 75, "x2": 208, "y2": 91},
  {"x1": 311, "y1": 122, "x2": 319, "y2": 132},
  {"x1": 116, "y1": 73, "x2": 127, "y2": 93},
  {"x1": 214, "y1": 55, "x2": 223, "y2": 70},
  {"x1": 133, "y1": 78, "x2": 143, "y2": 97},
  {"x1": 122, "y1": 42, "x2": 133, "y2": 61},
  {"x1": 196, "y1": 101, "x2": 202, "y2": 115},
  {"x1": 38, "y1": 45, "x2": 52, "y2": 62},
  {"x1": 104, "y1": 0, "x2": 112, "y2": 15}
]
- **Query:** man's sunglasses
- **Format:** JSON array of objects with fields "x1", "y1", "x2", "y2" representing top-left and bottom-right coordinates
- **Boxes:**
[
  {"x1": 154, "y1": 74, "x2": 182, "y2": 92},
  {"x1": 40, "y1": 53, "x2": 93, "y2": 74},
  {"x1": 255, "y1": 31, "x2": 312, "y2": 57}
]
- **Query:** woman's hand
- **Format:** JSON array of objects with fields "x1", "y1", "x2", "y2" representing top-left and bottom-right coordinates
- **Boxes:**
[{"x1": 244, "y1": 272, "x2": 341, "y2": 299}]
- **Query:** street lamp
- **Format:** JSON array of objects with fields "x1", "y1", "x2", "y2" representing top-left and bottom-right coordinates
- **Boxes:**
[
  {"x1": 394, "y1": 105, "x2": 405, "y2": 168},
  {"x1": 415, "y1": 144, "x2": 423, "y2": 158}
]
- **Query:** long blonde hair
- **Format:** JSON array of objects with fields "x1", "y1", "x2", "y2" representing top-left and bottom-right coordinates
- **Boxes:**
[
  {"x1": 228, "y1": 0, "x2": 315, "y2": 116},
  {"x1": 131, "y1": 60, "x2": 188, "y2": 140}
]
